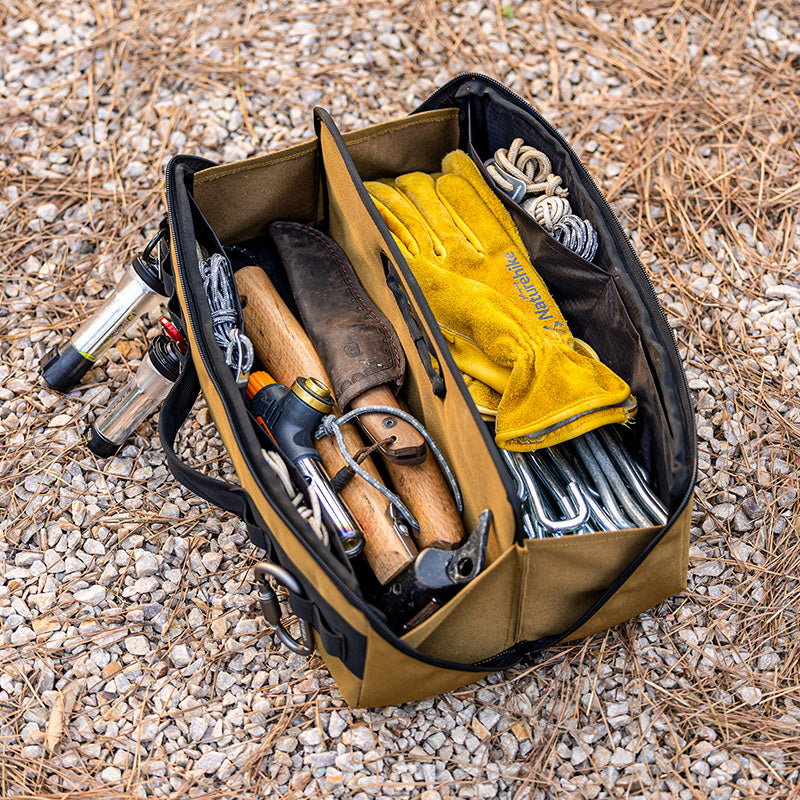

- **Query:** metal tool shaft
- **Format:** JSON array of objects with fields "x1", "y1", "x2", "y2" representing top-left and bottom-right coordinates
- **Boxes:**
[{"x1": 294, "y1": 457, "x2": 363, "y2": 558}]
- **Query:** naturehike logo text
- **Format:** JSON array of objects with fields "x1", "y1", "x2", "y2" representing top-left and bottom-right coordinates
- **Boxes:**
[{"x1": 504, "y1": 252, "x2": 564, "y2": 331}]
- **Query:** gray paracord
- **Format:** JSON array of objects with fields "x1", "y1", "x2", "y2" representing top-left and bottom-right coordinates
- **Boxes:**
[
  {"x1": 199, "y1": 252, "x2": 254, "y2": 385},
  {"x1": 551, "y1": 215, "x2": 599, "y2": 262},
  {"x1": 315, "y1": 405, "x2": 463, "y2": 532},
  {"x1": 486, "y1": 138, "x2": 600, "y2": 261}
]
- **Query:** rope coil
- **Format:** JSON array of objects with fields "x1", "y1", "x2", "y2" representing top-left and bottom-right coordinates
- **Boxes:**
[
  {"x1": 199, "y1": 252, "x2": 254, "y2": 385},
  {"x1": 486, "y1": 138, "x2": 600, "y2": 262},
  {"x1": 261, "y1": 448, "x2": 328, "y2": 546}
]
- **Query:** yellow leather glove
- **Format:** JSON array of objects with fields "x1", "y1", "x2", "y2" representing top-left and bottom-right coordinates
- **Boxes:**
[{"x1": 366, "y1": 152, "x2": 635, "y2": 450}]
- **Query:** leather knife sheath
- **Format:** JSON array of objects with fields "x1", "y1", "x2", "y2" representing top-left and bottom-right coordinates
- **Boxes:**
[{"x1": 270, "y1": 221, "x2": 425, "y2": 463}]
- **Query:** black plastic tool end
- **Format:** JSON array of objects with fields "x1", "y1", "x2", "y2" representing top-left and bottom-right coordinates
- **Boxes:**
[
  {"x1": 40, "y1": 345, "x2": 93, "y2": 393},
  {"x1": 87, "y1": 426, "x2": 120, "y2": 457}
]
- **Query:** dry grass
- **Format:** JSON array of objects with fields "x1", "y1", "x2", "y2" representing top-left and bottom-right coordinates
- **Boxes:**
[{"x1": 2, "y1": 0, "x2": 799, "y2": 798}]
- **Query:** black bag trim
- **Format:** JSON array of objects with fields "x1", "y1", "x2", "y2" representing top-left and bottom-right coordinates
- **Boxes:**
[
  {"x1": 158, "y1": 359, "x2": 270, "y2": 550},
  {"x1": 290, "y1": 594, "x2": 366, "y2": 677},
  {"x1": 383, "y1": 255, "x2": 446, "y2": 397}
]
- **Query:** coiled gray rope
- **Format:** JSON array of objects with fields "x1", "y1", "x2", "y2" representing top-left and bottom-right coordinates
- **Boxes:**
[
  {"x1": 486, "y1": 137, "x2": 600, "y2": 261},
  {"x1": 551, "y1": 215, "x2": 599, "y2": 262},
  {"x1": 315, "y1": 404, "x2": 463, "y2": 532},
  {"x1": 199, "y1": 252, "x2": 254, "y2": 385}
]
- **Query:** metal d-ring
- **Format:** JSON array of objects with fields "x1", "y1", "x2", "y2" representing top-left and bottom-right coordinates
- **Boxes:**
[{"x1": 254, "y1": 562, "x2": 314, "y2": 656}]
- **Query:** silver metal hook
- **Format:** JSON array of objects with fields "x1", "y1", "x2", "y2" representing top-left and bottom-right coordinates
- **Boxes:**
[
  {"x1": 513, "y1": 452, "x2": 589, "y2": 533},
  {"x1": 570, "y1": 438, "x2": 635, "y2": 529},
  {"x1": 500, "y1": 448, "x2": 527, "y2": 501},
  {"x1": 582, "y1": 431, "x2": 652, "y2": 528},
  {"x1": 545, "y1": 445, "x2": 620, "y2": 532},
  {"x1": 525, "y1": 450, "x2": 588, "y2": 525},
  {"x1": 598, "y1": 428, "x2": 668, "y2": 525}
]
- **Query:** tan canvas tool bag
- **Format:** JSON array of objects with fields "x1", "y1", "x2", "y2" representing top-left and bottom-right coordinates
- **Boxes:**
[{"x1": 156, "y1": 74, "x2": 696, "y2": 707}]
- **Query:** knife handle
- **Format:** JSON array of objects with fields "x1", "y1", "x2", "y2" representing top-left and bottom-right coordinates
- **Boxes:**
[
  {"x1": 236, "y1": 266, "x2": 416, "y2": 583},
  {"x1": 349, "y1": 387, "x2": 465, "y2": 549},
  {"x1": 349, "y1": 385, "x2": 427, "y2": 464},
  {"x1": 381, "y1": 433, "x2": 466, "y2": 550}
]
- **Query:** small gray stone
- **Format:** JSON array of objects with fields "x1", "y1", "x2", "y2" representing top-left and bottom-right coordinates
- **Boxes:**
[
  {"x1": 64, "y1": 556, "x2": 85, "y2": 574},
  {"x1": 190, "y1": 718, "x2": 208, "y2": 742},
  {"x1": 170, "y1": 645, "x2": 192, "y2": 668},
  {"x1": 275, "y1": 735, "x2": 298, "y2": 753},
  {"x1": 74, "y1": 585, "x2": 107, "y2": 605},
  {"x1": 202, "y1": 551, "x2": 223, "y2": 572},
  {"x1": 299, "y1": 728, "x2": 323, "y2": 747},
  {"x1": 195, "y1": 751, "x2": 226, "y2": 773},
  {"x1": 234, "y1": 619, "x2": 258, "y2": 636},
  {"x1": 106, "y1": 457, "x2": 133, "y2": 477},
  {"x1": 757, "y1": 651, "x2": 780, "y2": 670},
  {"x1": 100, "y1": 766, "x2": 122, "y2": 782},
  {"x1": 125, "y1": 636, "x2": 150, "y2": 656},
  {"x1": 83, "y1": 540, "x2": 105, "y2": 555},
  {"x1": 477, "y1": 708, "x2": 502, "y2": 730},
  {"x1": 348, "y1": 726, "x2": 374, "y2": 750},
  {"x1": 610, "y1": 748, "x2": 635, "y2": 767},
  {"x1": 738, "y1": 685, "x2": 763, "y2": 705},
  {"x1": 130, "y1": 577, "x2": 159, "y2": 595},
  {"x1": 143, "y1": 602, "x2": 163, "y2": 620},
  {"x1": 426, "y1": 731, "x2": 446, "y2": 750},
  {"x1": 328, "y1": 710, "x2": 347, "y2": 738},
  {"x1": 15, "y1": 551, "x2": 42, "y2": 568},
  {"x1": 309, "y1": 752, "x2": 336, "y2": 770},
  {"x1": 161, "y1": 503, "x2": 181, "y2": 518},
  {"x1": 37, "y1": 203, "x2": 58, "y2": 222},
  {"x1": 135, "y1": 551, "x2": 159, "y2": 578}
]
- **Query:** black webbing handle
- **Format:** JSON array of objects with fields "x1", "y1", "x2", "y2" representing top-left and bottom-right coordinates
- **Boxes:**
[{"x1": 158, "y1": 358, "x2": 254, "y2": 523}]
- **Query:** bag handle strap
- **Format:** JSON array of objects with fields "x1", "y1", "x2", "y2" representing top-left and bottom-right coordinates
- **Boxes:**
[{"x1": 158, "y1": 357, "x2": 255, "y2": 523}]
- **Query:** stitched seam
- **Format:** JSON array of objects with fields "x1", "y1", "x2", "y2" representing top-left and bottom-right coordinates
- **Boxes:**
[
  {"x1": 521, "y1": 526, "x2": 659, "y2": 549},
  {"x1": 503, "y1": 399, "x2": 630, "y2": 439},
  {"x1": 272, "y1": 222, "x2": 403, "y2": 373},
  {"x1": 343, "y1": 109, "x2": 459, "y2": 147},
  {"x1": 195, "y1": 144, "x2": 317, "y2": 185}
]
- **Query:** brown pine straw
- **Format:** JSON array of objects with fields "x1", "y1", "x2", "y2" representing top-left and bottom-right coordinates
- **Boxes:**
[{"x1": 2, "y1": 0, "x2": 799, "y2": 797}]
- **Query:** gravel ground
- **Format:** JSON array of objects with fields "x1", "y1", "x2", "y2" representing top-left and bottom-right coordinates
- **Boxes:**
[{"x1": 2, "y1": 1, "x2": 800, "y2": 798}]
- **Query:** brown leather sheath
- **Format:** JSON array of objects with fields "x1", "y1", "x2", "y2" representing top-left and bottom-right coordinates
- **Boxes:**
[
  {"x1": 270, "y1": 221, "x2": 405, "y2": 410},
  {"x1": 267, "y1": 223, "x2": 466, "y2": 549}
]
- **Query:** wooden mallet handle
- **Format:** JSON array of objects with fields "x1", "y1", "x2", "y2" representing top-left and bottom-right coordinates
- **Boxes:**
[
  {"x1": 236, "y1": 266, "x2": 415, "y2": 583},
  {"x1": 350, "y1": 389, "x2": 465, "y2": 549}
]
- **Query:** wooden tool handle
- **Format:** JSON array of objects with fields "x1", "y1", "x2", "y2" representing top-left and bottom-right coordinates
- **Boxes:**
[
  {"x1": 350, "y1": 387, "x2": 465, "y2": 549},
  {"x1": 349, "y1": 385, "x2": 427, "y2": 464},
  {"x1": 381, "y1": 430, "x2": 466, "y2": 550},
  {"x1": 236, "y1": 266, "x2": 415, "y2": 583}
]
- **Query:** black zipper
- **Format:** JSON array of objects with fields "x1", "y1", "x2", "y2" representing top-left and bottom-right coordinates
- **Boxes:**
[
  {"x1": 163, "y1": 156, "x2": 493, "y2": 674},
  {"x1": 417, "y1": 73, "x2": 698, "y2": 518}
]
